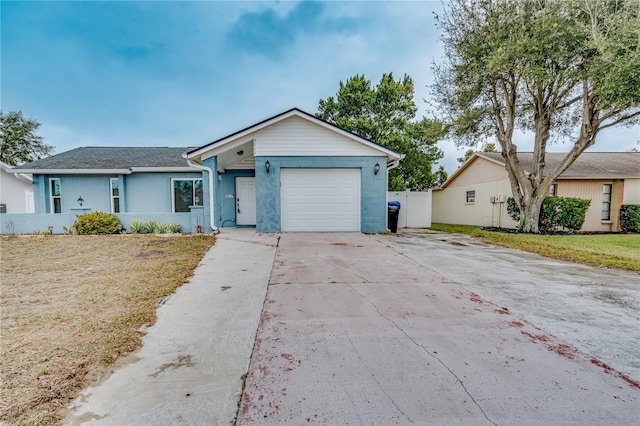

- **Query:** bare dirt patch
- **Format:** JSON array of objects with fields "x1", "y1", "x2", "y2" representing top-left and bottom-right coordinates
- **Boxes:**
[{"x1": 0, "y1": 234, "x2": 215, "y2": 425}]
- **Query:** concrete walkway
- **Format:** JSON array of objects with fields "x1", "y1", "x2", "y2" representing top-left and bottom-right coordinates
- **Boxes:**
[{"x1": 66, "y1": 230, "x2": 278, "y2": 425}]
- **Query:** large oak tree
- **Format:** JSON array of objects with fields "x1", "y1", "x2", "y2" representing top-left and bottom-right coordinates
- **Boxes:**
[
  {"x1": 434, "y1": 0, "x2": 640, "y2": 232},
  {"x1": 317, "y1": 73, "x2": 448, "y2": 191}
]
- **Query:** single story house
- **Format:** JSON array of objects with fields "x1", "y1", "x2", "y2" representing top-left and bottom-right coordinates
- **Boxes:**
[
  {"x1": 432, "y1": 152, "x2": 640, "y2": 232},
  {"x1": 7, "y1": 108, "x2": 401, "y2": 234},
  {"x1": 0, "y1": 161, "x2": 34, "y2": 213}
]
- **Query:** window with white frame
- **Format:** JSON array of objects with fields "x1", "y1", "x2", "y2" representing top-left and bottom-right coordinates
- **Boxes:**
[
  {"x1": 602, "y1": 184, "x2": 612, "y2": 220},
  {"x1": 466, "y1": 190, "x2": 476, "y2": 203},
  {"x1": 172, "y1": 178, "x2": 203, "y2": 212},
  {"x1": 50, "y1": 178, "x2": 61, "y2": 213},
  {"x1": 110, "y1": 178, "x2": 120, "y2": 213},
  {"x1": 549, "y1": 184, "x2": 557, "y2": 197}
]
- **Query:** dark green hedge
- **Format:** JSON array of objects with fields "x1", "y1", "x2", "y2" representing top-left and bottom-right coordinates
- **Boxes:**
[
  {"x1": 620, "y1": 204, "x2": 640, "y2": 233},
  {"x1": 507, "y1": 196, "x2": 591, "y2": 233}
]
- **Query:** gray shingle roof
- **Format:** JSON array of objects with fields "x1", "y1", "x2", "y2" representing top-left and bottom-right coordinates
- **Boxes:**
[
  {"x1": 478, "y1": 152, "x2": 640, "y2": 178},
  {"x1": 15, "y1": 147, "x2": 196, "y2": 170}
]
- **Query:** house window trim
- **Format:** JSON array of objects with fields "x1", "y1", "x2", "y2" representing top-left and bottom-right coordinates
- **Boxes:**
[
  {"x1": 549, "y1": 184, "x2": 557, "y2": 197},
  {"x1": 171, "y1": 178, "x2": 204, "y2": 213},
  {"x1": 49, "y1": 178, "x2": 61, "y2": 214},
  {"x1": 465, "y1": 190, "x2": 476, "y2": 204},
  {"x1": 602, "y1": 183, "x2": 612, "y2": 222},
  {"x1": 110, "y1": 177, "x2": 120, "y2": 213}
]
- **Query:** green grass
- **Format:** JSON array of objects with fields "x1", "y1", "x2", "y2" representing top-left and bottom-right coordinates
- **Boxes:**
[{"x1": 431, "y1": 223, "x2": 640, "y2": 272}]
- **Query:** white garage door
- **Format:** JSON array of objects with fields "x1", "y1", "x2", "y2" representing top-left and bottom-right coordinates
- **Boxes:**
[{"x1": 281, "y1": 168, "x2": 361, "y2": 232}]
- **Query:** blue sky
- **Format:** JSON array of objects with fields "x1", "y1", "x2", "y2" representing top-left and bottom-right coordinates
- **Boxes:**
[{"x1": 2, "y1": 0, "x2": 638, "y2": 174}]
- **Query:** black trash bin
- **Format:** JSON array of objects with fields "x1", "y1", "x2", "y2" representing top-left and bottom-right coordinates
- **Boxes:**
[{"x1": 387, "y1": 201, "x2": 401, "y2": 233}]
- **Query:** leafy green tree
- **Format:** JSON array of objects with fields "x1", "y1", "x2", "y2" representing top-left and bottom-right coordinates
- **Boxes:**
[
  {"x1": 317, "y1": 73, "x2": 447, "y2": 191},
  {"x1": 456, "y1": 149, "x2": 475, "y2": 165},
  {"x1": 434, "y1": 0, "x2": 639, "y2": 232},
  {"x1": 434, "y1": 165, "x2": 448, "y2": 187},
  {"x1": 0, "y1": 111, "x2": 52, "y2": 166},
  {"x1": 457, "y1": 143, "x2": 497, "y2": 165}
]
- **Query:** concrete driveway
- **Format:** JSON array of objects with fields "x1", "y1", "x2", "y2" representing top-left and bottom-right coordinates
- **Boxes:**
[
  {"x1": 372, "y1": 229, "x2": 640, "y2": 382},
  {"x1": 68, "y1": 229, "x2": 639, "y2": 425},
  {"x1": 238, "y1": 232, "x2": 639, "y2": 425}
]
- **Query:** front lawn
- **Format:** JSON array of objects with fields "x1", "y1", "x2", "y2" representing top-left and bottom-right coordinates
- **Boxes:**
[
  {"x1": 0, "y1": 234, "x2": 216, "y2": 425},
  {"x1": 430, "y1": 224, "x2": 640, "y2": 272}
]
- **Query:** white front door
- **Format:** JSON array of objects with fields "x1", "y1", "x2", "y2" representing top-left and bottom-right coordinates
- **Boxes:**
[{"x1": 236, "y1": 177, "x2": 256, "y2": 226}]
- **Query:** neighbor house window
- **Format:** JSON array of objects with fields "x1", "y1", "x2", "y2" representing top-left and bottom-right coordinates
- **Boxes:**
[
  {"x1": 172, "y1": 178, "x2": 203, "y2": 212},
  {"x1": 466, "y1": 190, "x2": 476, "y2": 203},
  {"x1": 602, "y1": 184, "x2": 612, "y2": 220},
  {"x1": 549, "y1": 184, "x2": 557, "y2": 197},
  {"x1": 50, "y1": 178, "x2": 61, "y2": 213},
  {"x1": 110, "y1": 178, "x2": 120, "y2": 213}
]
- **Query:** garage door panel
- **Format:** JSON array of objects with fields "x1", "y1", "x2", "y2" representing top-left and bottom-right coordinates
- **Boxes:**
[{"x1": 281, "y1": 168, "x2": 361, "y2": 232}]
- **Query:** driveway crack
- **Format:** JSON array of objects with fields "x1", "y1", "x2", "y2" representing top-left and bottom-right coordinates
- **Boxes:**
[
  {"x1": 347, "y1": 284, "x2": 498, "y2": 426},
  {"x1": 317, "y1": 253, "x2": 371, "y2": 283},
  {"x1": 318, "y1": 287, "x2": 407, "y2": 420},
  {"x1": 343, "y1": 328, "x2": 412, "y2": 422}
]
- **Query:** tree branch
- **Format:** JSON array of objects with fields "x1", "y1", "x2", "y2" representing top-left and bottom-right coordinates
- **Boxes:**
[{"x1": 598, "y1": 110, "x2": 640, "y2": 131}]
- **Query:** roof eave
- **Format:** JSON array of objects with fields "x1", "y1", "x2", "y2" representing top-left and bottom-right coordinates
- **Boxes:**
[
  {"x1": 15, "y1": 168, "x2": 133, "y2": 175},
  {"x1": 555, "y1": 175, "x2": 640, "y2": 180},
  {"x1": 129, "y1": 167, "x2": 196, "y2": 173},
  {"x1": 17, "y1": 166, "x2": 196, "y2": 174}
]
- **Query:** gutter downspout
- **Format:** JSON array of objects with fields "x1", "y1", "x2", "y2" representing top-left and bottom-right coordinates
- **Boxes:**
[
  {"x1": 386, "y1": 158, "x2": 401, "y2": 172},
  {"x1": 184, "y1": 156, "x2": 218, "y2": 232}
]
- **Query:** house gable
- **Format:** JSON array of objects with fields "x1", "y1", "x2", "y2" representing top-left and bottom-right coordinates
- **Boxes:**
[
  {"x1": 253, "y1": 116, "x2": 385, "y2": 157},
  {"x1": 188, "y1": 108, "x2": 401, "y2": 163},
  {"x1": 439, "y1": 155, "x2": 508, "y2": 189}
]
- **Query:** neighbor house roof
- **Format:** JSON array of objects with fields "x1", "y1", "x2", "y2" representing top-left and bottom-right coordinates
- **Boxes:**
[
  {"x1": 440, "y1": 151, "x2": 640, "y2": 189},
  {"x1": 15, "y1": 147, "x2": 197, "y2": 174},
  {"x1": 1, "y1": 161, "x2": 33, "y2": 183},
  {"x1": 187, "y1": 107, "x2": 403, "y2": 163}
]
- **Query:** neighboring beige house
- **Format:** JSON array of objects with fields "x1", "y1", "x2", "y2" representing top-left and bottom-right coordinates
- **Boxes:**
[
  {"x1": 0, "y1": 161, "x2": 34, "y2": 213},
  {"x1": 433, "y1": 152, "x2": 640, "y2": 232}
]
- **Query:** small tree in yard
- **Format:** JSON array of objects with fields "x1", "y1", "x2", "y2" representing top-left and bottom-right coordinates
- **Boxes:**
[
  {"x1": 0, "y1": 110, "x2": 53, "y2": 166},
  {"x1": 434, "y1": 0, "x2": 639, "y2": 232}
]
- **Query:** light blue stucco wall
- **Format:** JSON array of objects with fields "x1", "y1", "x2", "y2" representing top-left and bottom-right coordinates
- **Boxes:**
[
  {"x1": 124, "y1": 172, "x2": 201, "y2": 213},
  {"x1": 0, "y1": 212, "x2": 198, "y2": 234},
  {"x1": 33, "y1": 175, "x2": 111, "y2": 213},
  {"x1": 254, "y1": 156, "x2": 388, "y2": 233},
  {"x1": 31, "y1": 172, "x2": 202, "y2": 214}
]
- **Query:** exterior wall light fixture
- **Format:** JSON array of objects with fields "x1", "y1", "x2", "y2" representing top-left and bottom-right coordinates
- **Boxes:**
[
  {"x1": 265, "y1": 160, "x2": 271, "y2": 173},
  {"x1": 374, "y1": 162, "x2": 380, "y2": 175},
  {"x1": 77, "y1": 196, "x2": 84, "y2": 206}
]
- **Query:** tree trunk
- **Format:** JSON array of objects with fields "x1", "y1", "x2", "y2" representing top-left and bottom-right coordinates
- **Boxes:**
[{"x1": 518, "y1": 194, "x2": 545, "y2": 233}]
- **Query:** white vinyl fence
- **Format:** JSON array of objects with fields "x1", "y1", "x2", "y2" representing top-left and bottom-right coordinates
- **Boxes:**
[{"x1": 387, "y1": 190, "x2": 432, "y2": 229}]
